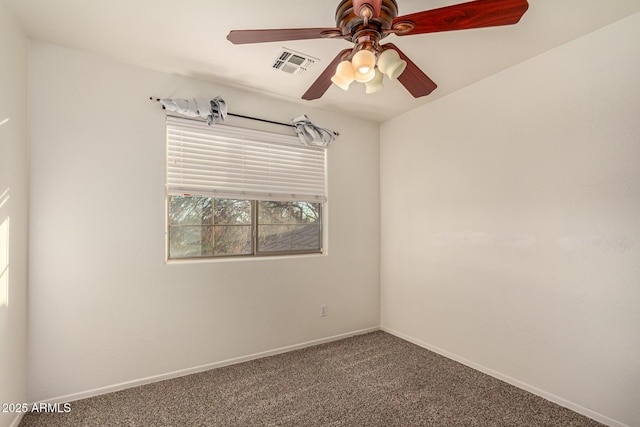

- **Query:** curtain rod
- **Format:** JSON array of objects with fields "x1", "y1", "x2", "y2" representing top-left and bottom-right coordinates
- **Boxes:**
[{"x1": 149, "y1": 97, "x2": 295, "y2": 128}]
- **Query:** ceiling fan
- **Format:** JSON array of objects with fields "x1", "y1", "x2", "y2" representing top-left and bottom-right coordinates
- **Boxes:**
[{"x1": 227, "y1": 0, "x2": 529, "y2": 100}]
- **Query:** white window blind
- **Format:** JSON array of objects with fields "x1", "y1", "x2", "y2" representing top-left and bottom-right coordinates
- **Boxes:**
[{"x1": 167, "y1": 116, "x2": 327, "y2": 202}]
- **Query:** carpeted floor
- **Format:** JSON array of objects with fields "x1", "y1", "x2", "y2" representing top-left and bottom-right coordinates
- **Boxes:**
[{"x1": 20, "y1": 331, "x2": 603, "y2": 426}]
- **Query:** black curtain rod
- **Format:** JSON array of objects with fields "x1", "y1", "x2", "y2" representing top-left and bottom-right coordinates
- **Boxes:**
[
  {"x1": 150, "y1": 97, "x2": 295, "y2": 128},
  {"x1": 228, "y1": 112, "x2": 295, "y2": 128}
]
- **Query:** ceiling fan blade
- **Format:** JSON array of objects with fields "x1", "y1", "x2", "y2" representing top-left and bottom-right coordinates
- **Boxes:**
[
  {"x1": 393, "y1": 0, "x2": 529, "y2": 36},
  {"x1": 382, "y1": 44, "x2": 437, "y2": 98},
  {"x1": 227, "y1": 28, "x2": 342, "y2": 44},
  {"x1": 302, "y1": 49, "x2": 351, "y2": 101}
]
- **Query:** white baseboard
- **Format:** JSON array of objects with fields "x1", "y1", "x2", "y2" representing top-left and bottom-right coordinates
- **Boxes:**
[
  {"x1": 9, "y1": 413, "x2": 24, "y2": 427},
  {"x1": 381, "y1": 326, "x2": 628, "y2": 427},
  {"x1": 35, "y1": 326, "x2": 624, "y2": 426},
  {"x1": 36, "y1": 326, "x2": 380, "y2": 406}
]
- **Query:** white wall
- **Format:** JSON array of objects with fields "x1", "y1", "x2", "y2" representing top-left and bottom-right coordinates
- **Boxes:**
[
  {"x1": 27, "y1": 42, "x2": 380, "y2": 402},
  {"x1": 0, "y1": 1, "x2": 29, "y2": 427},
  {"x1": 381, "y1": 13, "x2": 640, "y2": 427}
]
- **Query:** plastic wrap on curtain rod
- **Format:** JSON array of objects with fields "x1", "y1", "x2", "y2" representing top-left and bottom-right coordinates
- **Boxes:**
[
  {"x1": 158, "y1": 96, "x2": 227, "y2": 125},
  {"x1": 152, "y1": 97, "x2": 339, "y2": 146},
  {"x1": 291, "y1": 114, "x2": 338, "y2": 147}
]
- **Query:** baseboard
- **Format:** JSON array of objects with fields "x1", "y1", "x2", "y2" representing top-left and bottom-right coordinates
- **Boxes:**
[
  {"x1": 36, "y1": 326, "x2": 380, "y2": 406},
  {"x1": 381, "y1": 327, "x2": 628, "y2": 427},
  {"x1": 9, "y1": 412, "x2": 24, "y2": 427},
  {"x1": 36, "y1": 326, "x2": 624, "y2": 426}
]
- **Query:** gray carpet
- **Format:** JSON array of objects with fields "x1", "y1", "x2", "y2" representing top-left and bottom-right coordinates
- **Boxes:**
[{"x1": 20, "y1": 331, "x2": 603, "y2": 426}]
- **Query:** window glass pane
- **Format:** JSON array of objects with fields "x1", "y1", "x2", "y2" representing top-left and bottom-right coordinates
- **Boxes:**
[
  {"x1": 214, "y1": 225, "x2": 252, "y2": 256},
  {"x1": 257, "y1": 201, "x2": 322, "y2": 253},
  {"x1": 214, "y1": 199, "x2": 252, "y2": 225},
  {"x1": 258, "y1": 201, "x2": 321, "y2": 225},
  {"x1": 258, "y1": 225, "x2": 291, "y2": 252},
  {"x1": 169, "y1": 226, "x2": 213, "y2": 258},
  {"x1": 291, "y1": 224, "x2": 321, "y2": 250},
  {"x1": 169, "y1": 196, "x2": 212, "y2": 226},
  {"x1": 258, "y1": 224, "x2": 321, "y2": 253}
]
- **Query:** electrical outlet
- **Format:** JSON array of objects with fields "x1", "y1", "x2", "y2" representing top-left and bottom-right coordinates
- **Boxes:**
[{"x1": 320, "y1": 304, "x2": 328, "y2": 317}]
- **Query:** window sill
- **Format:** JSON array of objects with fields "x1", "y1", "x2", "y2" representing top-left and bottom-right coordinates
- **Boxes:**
[{"x1": 165, "y1": 252, "x2": 326, "y2": 265}]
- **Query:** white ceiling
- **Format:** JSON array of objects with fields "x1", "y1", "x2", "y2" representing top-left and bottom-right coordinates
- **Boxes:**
[{"x1": 7, "y1": 0, "x2": 640, "y2": 122}]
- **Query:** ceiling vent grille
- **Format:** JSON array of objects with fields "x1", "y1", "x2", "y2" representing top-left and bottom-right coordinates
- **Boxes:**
[{"x1": 272, "y1": 48, "x2": 319, "y2": 75}]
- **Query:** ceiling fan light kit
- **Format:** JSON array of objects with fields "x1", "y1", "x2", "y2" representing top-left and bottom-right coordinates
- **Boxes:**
[
  {"x1": 354, "y1": 67, "x2": 376, "y2": 83},
  {"x1": 351, "y1": 49, "x2": 376, "y2": 74},
  {"x1": 365, "y1": 69, "x2": 385, "y2": 94},
  {"x1": 331, "y1": 60, "x2": 356, "y2": 90},
  {"x1": 377, "y1": 48, "x2": 406, "y2": 80},
  {"x1": 330, "y1": 44, "x2": 403, "y2": 92},
  {"x1": 227, "y1": 0, "x2": 529, "y2": 100}
]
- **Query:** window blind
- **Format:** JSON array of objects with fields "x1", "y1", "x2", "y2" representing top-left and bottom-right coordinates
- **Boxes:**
[{"x1": 167, "y1": 116, "x2": 327, "y2": 202}]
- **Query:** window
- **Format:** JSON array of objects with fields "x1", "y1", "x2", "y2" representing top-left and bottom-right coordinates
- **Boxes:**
[
  {"x1": 168, "y1": 197, "x2": 322, "y2": 258},
  {"x1": 166, "y1": 116, "x2": 326, "y2": 259}
]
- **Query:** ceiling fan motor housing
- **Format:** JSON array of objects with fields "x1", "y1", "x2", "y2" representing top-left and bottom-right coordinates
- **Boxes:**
[
  {"x1": 336, "y1": 0, "x2": 397, "y2": 50},
  {"x1": 334, "y1": 0, "x2": 416, "y2": 59}
]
